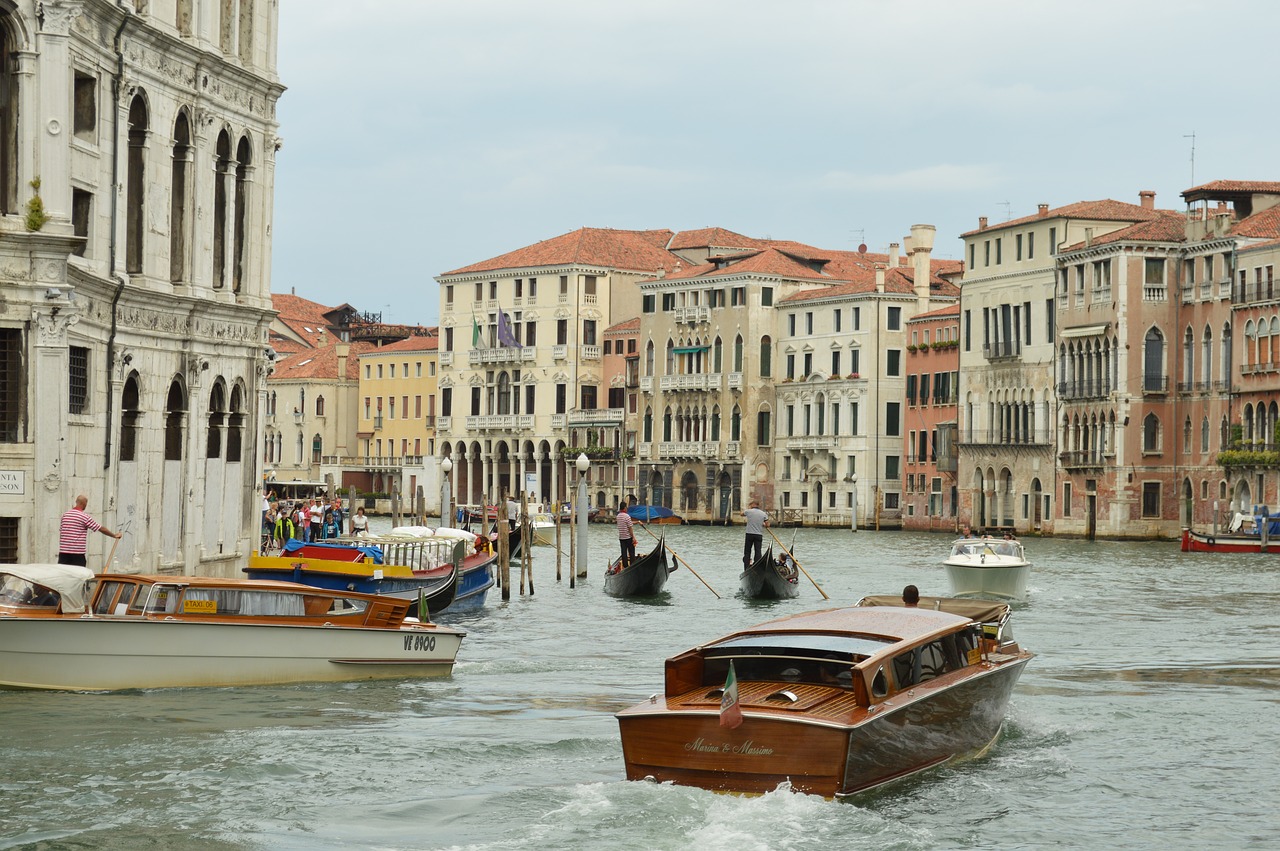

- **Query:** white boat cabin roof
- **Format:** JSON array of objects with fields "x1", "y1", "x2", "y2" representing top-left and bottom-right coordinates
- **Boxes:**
[{"x1": 0, "y1": 564, "x2": 95, "y2": 613}]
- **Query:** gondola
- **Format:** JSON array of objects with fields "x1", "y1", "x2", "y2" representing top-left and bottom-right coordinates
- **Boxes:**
[
  {"x1": 738, "y1": 547, "x2": 800, "y2": 599},
  {"x1": 603, "y1": 535, "x2": 671, "y2": 597}
]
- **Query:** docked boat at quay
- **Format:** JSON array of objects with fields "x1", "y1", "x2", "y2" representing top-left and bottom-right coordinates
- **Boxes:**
[
  {"x1": 616, "y1": 594, "x2": 1031, "y2": 797},
  {"x1": 1181, "y1": 510, "x2": 1280, "y2": 553},
  {"x1": 0, "y1": 564, "x2": 465, "y2": 691},
  {"x1": 943, "y1": 536, "x2": 1031, "y2": 601}
]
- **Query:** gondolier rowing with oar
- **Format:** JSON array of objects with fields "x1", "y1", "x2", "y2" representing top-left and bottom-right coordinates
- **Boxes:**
[
  {"x1": 615, "y1": 500, "x2": 636, "y2": 571},
  {"x1": 742, "y1": 499, "x2": 768, "y2": 570}
]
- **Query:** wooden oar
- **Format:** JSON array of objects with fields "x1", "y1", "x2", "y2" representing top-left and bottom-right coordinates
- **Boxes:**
[
  {"x1": 768, "y1": 527, "x2": 828, "y2": 600},
  {"x1": 103, "y1": 532, "x2": 121, "y2": 574},
  {"x1": 637, "y1": 523, "x2": 720, "y2": 598}
]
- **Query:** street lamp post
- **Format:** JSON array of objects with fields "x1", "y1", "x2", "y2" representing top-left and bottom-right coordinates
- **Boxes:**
[
  {"x1": 576, "y1": 453, "x2": 590, "y2": 577},
  {"x1": 850, "y1": 474, "x2": 858, "y2": 533},
  {"x1": 441, "y1": 456, "x2": 453, "y2": 528}
]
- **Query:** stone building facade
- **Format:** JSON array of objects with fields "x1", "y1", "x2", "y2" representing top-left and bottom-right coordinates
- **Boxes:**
[
  {"x1": 901, "y1": 303, "x2": 960, "y2": 532},
  {"x1": 0, "y1": 1, "x2": 282, "y2": 571}
]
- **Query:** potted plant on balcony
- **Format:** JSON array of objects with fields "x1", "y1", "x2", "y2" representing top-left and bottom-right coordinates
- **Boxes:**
[{"x1": 848, "y1": 372, "x2": 860, "y2": 379}]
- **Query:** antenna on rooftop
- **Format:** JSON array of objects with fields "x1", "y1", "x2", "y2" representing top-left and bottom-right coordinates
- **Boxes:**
[
  {"x1": 850, "y1": 228, "x2": 865, "y2": 250},
  {"x1": 1184, "y1": 131, "x2": 1196, "y2": 186},
  {"x1": 998, "y1": 201, "x2": 1011, "y2": 220}
]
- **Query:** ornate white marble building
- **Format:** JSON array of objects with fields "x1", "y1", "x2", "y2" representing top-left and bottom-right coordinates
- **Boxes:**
[{"x1": 0, "y1": 1, "x2": 282, "y2": 572}]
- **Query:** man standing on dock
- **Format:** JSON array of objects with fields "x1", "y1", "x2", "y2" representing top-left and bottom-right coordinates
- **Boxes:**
[
  {"x1": 58, "y1": 494, "x2": 121, "y2": 567},
  {"x1": 743, "y1": 499, "x2": 768, "y2": 568}
]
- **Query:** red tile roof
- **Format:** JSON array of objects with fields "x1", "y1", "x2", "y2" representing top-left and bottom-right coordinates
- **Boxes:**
[
  {"x1": 961, "y1": 199, "x2": 1165, "y2": 237},
  {"x1": 908, "y1": 304, "x2": 961, "y2": 322},
  {"x1": 1230, "y1": 206, "x2": 1280, "y2": 239},
  {"x1": 666, "y1": 227, "x2": 762, "y2": 252},
  {"x1": 1182, "y1": 180, "x2": 1280, "y2": 197},
  {"x1": 363, "y1": 335, "x2": 439, "y2": 354},
  {"x1": 441, "y1": 228, "x2": 680, "y2": 276},
  {"x1": 273, "y1": 341, "x2": 374, "y2": 382},
  {"x1": 606, "y1": 317, "x2": 641, "y2": 333},
  {"x1": 1060, "y1": 211, "x2": 1188, "y2": 250}
]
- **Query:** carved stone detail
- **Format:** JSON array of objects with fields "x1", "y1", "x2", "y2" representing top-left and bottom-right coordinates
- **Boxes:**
[
  {"x1": 30, "y1": 304, "x2": 80, "y2": 346},
  {"x1": 39, "y1": 0, "x2": 85, "y2": 36}
]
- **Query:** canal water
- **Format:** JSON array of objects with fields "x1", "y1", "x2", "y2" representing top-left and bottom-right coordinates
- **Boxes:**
[{"x1": 2, "y1": 524, "x2": 1277, "y2": 849}]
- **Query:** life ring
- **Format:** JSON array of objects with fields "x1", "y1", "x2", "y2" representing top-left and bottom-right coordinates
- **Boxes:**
[{"x1": 1205, "y1": 536, "x2": 1215, "y2": 547}]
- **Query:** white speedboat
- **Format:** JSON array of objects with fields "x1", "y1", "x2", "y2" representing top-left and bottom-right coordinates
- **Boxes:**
[
  {"x1": 0, "y1": 565, "x2": 465, "y2": 691},
  {"x1": 943, "y1": 537, "x2": 1030, "y2": 602}
]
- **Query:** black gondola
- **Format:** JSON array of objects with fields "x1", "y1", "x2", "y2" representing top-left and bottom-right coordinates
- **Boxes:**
[
  {"x1": 738, "y1": 546, "x2": 800, "y2": 599},
  {"x1": 603, "y1": 535, "x2": 671, "y2": 597},
  {"x1": 413, "y1": 561, "x2": 461, "y2": 618}
]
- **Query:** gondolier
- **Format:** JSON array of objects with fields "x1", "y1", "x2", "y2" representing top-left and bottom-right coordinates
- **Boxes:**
[
  {"x1": 742, "y1": 500, "x2": 768, "y2": 569},
  {"x1": 616, "y1": 500, "x2": 636, "y2": 569},
  {"x1": 57, "y1": 494, "x2": 121, "y2": 567}
]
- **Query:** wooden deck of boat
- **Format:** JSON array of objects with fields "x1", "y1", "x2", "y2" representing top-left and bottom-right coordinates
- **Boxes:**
[{"x1": 666, "y1": 680, "x2": 864, "y2": 725}]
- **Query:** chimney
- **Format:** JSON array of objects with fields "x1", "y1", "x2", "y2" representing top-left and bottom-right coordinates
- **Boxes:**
[
  {"x1": 336, "y1": 343, "x2": 349, "y2": 378},
  {"x1": 1037, "y1": 204, "x2": 1049, "y2": 218},
  {"x1": 910, "y1": 224, "x2": 936, "y2": 308},
  {"x1": 889, "y1": 242, "x2": 900, "y2": 267},
  {"x1": 978, "y1": 217, "x2": 988, "y2": 231},
  {"x1": 874, "y1": 263, "x2": 886, "y2": 293},
  {"x1": 1217, "y1": 201, "x2": 1228, "y2": 214},
  {"x1": 1139, "y1": 190, "x2": 1156, "y2": 210}
]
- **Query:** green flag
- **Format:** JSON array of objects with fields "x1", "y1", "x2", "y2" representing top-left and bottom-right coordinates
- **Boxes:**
[{"x1": 472, "y1": 315, "x2": 481, "y2": 347}]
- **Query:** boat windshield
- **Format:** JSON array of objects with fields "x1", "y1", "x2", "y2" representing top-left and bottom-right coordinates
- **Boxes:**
[{"x1": 702, "y1": 633, "x2": 895, "y2": 688}]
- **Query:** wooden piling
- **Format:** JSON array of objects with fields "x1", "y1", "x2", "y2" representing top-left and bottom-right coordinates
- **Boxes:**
[
  {"x1": 555, "y1": 501, "x2": 563, "y2": 581},
  {"x1": 499, "y1": 489, "x2": 511, "y2": 601}
]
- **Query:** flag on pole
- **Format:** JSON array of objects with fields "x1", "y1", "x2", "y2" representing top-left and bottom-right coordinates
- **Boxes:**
[
  {"x1": 719, "y1": 660, "x2": 743, "y2": 729},
  {"x1": 497, "y1": 308, "x2": 521, "y2": 348},
  {"x1": 472, "y1": 314, "x2": 482, "y2": 348}
]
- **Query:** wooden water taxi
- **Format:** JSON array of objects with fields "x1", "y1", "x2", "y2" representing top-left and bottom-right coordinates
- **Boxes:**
[
  {"x1": 616, "y1": 595, "x2": 1032, "y2": 797},
  {"x1": 0, "y1": 565, "x2": 464, "y2": 691}
]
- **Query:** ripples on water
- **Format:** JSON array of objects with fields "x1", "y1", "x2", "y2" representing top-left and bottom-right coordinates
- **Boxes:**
[{"x1": 2, "y1": 525, "x2": 1277, "y2": 849}]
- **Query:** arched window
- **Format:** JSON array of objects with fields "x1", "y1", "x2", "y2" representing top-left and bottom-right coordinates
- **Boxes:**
[
  {"x1": 713, "y1": 336, "x2": 723, "y2": 373},
  {"x1": 1222, "y1": 321, "x2": 1233, "y2": 381},
  {"x1": 0, "y1": 19, "x2": 18, "y2": 213},
  {"x1": 733, "y1": 335, "x2": 744, "y2": 372},
  {"x1": 266, "y1": 390, "x2": 276, "y2": 416},
  {"x1": 213, "y1": 130, "x2": 231, "y2": 288},
  {"x1": 1201, "y1": 416, "x2": 1210, "y2": 453},
  {"x1": 1182, "y1": 326, "x2": 1193, "y2": 385},
  {"x1": 312, "y1": 434, "x2": 323, "y2": 464},
  {"x1": 759, "y1": 336, "x2": 772, "y2": 377},
  {"x1": 170, "y1": 112, "x2": 192, "y2": 282},
  {"x1": 227, "y1": 384, "x2": 244, "y2": 462},
  {"x1": 233, "y1": 135, "x2": 252, "y2": 292},
  {"x1": 1143, "y1": 328, "x2": 1164, "y2": 392},
  {"x1": 1143, "y1": 413, "x2": 1160, "y2": 453},
  {"x1": 662, "y1": 406, "x2": 672, "y2": 442},
  {"x1": 315, "y1": 395, "x2": 325, "y2": 417},
  {"x1": 1201, "y1": 325, "x2": 1213, "y2": 384},
  {"x1": 207, "y1": 381, "x2": 226, "y2": 458},
  {"x1": 665, "y1": 339, "x2": 675, "y2": 374},
  {"x1": 126, "y1": 94, "x2": 149, "y2": 274},
  {"x1": 165, "y1": 379, "x2": 186, "y2": 461},
  {"x1": 1183, "y1": 416, "x2": 1192, "y2": 454},
  {"x1": 731, "y1": 405, "x2": 741, "y2": 441},
  {"x1": 756, "y1": 407, "x2": 771, "y2": 446},
  {"x1": 645, "y1": 340, "x2": 655, "y2": 376},
  {"x1": 497, "y1": 372, "x2": 511, "y2": 415},
  {"x1": 120, "y1": 373, "x2": 141, "y2": 462},
  {"x1": 643, "y1": 407, "x2": 652, "y2": 442},
  {"x1": 711, "y1": 406, "x2": 721, "y2": 442}
]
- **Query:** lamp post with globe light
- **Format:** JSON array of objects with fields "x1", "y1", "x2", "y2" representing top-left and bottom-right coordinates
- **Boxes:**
[
  {"x1": 441, "y1": 456, "x2": 453, "y2": 528},
  {"x1": 576, "y1": 453, "x2": 589, "y2": 576}
]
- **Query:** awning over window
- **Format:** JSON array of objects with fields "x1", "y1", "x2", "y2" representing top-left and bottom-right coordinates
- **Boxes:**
[
  {"x1": 1061, "y1": 323, "x2": 1109, "y2": 339},
  {"x1": 672, "y1": 346, "x2": 710, "y2": 354}
]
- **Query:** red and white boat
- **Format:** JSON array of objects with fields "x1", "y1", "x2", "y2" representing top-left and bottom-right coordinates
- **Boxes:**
[{"x1": 1181, "y1": 511, "x2": 1280, "y2": 553}]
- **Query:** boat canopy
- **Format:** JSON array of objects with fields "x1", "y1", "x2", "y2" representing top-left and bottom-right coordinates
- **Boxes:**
[
  {"x1": 857, "y1": 595, "x2": 1010, "y2": 624},
  {"x1": 0, "y1": 564, "x2": 94, "y2": 613},
  {"x1": 705, "y1": 632, "x2": 894, "y2": 661},
  {"x1": 627, "y1": 505, "x2": 678, "y2": 522},
  {"x1": 281, "y1": 539, "x2": 384, "y2": 564}
]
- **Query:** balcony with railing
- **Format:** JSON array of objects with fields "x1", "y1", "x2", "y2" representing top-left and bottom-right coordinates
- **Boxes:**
[
  {"x1": 469, "y1": 346, "x2": 536, "y2": 366},
  {"x1": 726, "y1": 441, "x2": 740, "y2": 459},
  {"x1": 982, "y1": 340, "x2": 1022, "y2": 361},
  {"x1": 1142, "y1": 375, "x2": 1169, "y2": 395},
  {"x1": 659, "y1": 373, "x2": 714, "y2": 392},
  {"x1": 640, "y1": 376, "x2": 653, "y2": 392},
  {"x1": 785, "y1": 434, "x2": 838, "y2": 450},
  {"x1": 658, "y1": 441, "x2": 708, "y2": 459},
  {"x1": 959, "y1": 430, "x2": 1051, "y2": 447},
  {"x1": 551, "y1": 413, "x2": 566, "y2": 429},
  {"x1": 1059, "y1": 450, "x2": 1110, "y2": 470},
  {"x1": 1143, "y1": 285, "x2": 1167, "y2": 302},
  {"x1": 673, "y1": 305, "x2": 711, "y2": 324},
  {"x1": 567, "y1": 407, "x2": 625, "y2": 426},
  {"x1": 437, "y1": 416, "x2": 451, "y2": 431},
  {"x1": 727, "y1": 372, "x2": 743, "y2": 390},
  {"x1": 320, "y1": 455, "x2": 426, "y2": 471},
  {"x1": 464, "y1": 414, "x2": 534, "y2": 430},
  {"x1": 439, "y1": 351, "x2": 453, "y2": 366},
  {"x1": 1057, "y1": 379, "x2": 1112, "y2": 401},
  {"x1": 581, "y1": 345, "x2": 601, "y2": 361}
]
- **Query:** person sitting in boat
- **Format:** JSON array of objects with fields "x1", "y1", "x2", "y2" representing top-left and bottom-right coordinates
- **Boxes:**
[
  {"x1": 474, "y1": 534, "x2": 491, "y2": 555},
  {"x1": 351, "y1": 506, "x2": 369, "y2": 537},
  {"x1": 902, "y1": 584, "x2": 920, "y2": 607},
  {"x1": 778, "y1": 552, "x2": 799, "y2": 581}
]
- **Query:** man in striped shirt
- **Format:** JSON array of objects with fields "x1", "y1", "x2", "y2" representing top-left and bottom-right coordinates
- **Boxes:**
[
  {"x1": 616, "y1": 500, "x2": 636, "y2": 569},
  {"x1": 58, "y1": 494, "x2": 121, "y2": 567}
]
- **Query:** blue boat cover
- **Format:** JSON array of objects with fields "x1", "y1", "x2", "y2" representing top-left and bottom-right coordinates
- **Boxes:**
[{"x1": 626, "y1": 505, "x2": 677, "y2": 522}]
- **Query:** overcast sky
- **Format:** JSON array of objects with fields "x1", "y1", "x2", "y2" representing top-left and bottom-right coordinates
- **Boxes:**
[{"x1": 271, "y1": 0, "x2": 1280, "y2": 326}]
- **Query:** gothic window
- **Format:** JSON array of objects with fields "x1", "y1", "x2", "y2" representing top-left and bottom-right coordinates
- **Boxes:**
[
  {"x1": 120, "y1": 373, "x2": 141, "y2": 462},
  {"x1": 126, "y1": 94, "x2": 149, "y2": 274},
  {"x1": 227, "y1": 384, "x2": 244, "y2": 462},
  {"x1": 171, "y1": 112, "x2": 192, "y2": 282},
  {"x1": 165, "y1": 379, "x2": 186, "y2": 461},
  {"x1": 733, "y1": 335, "x2": 744, "y2": 372},
  {"x1": 233, "y1": 136, "x2": 251, "y2": 292},
  {"x1": 1, "y1": 19, "x2": 19, "y2": 213},
  {"x1": 1143, "y1": 413, "x2": 1160, "y2": 453},
  {"x1": 213, "y1": 130, "x2": 231, "y2": 288},
  {"x1": 1143, "y1": 328, "x2": 1165, "y2": 391},
  {"x1": 312, "y1": 434, "x2": 322, "y2": 464},
  {"x1": 315, "y1": 395, "x2": 325, "y2": 417},
  {"x1": 759, "y1": 336, "x2": 772, "y2": 377},
  {"x1": 207, "y1": 381, "x2": 226, "y2": 458}
]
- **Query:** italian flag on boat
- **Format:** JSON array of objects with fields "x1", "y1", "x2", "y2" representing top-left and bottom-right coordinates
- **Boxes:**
[{"x1": 720, "y1": 660, "x2": 743, "y2": 729}]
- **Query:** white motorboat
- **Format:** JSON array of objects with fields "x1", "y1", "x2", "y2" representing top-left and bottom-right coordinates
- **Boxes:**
[
  {"x1": 0, "y1": 565, "x2": 465, "y2": 691},
  {"x1": 943, "y1": 537, "x2": 1030, "y2": 602}
]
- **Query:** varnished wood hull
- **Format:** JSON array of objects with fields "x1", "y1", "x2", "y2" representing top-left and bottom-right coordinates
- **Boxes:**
[{"x1": 618, "y1": 656, "x2": 1029, "y2": 797}]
